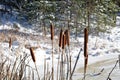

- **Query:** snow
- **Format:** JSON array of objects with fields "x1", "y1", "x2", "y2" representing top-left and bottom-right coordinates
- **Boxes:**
[{"x1": 0, "y1": 17, "x2": 120, "y2": 79}]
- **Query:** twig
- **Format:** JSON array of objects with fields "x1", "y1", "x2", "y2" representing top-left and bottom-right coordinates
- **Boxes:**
[
  {"x1": 106, "y1": 60, "x2": 119, "y2": 80},
  {"x1": 92, "y1": 68, "x2": 104, "y2": 76},
  {"x1": 66, "y1": 53, "x2": 69, "y2": 80},
  {"x1": 70, "y1": 48, "x2": 82, "y2": 79},
  {"x1": 118, "y1": 55, "x2": 120, "y2": 69},
  {"x1": 82, "y1": 68, "x2": 104, "y2": 79}
]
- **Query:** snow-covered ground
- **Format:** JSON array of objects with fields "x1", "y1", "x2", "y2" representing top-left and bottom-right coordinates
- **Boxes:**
[{"x1": 0, "y1": 17, "x2": 120, "y2": 80}]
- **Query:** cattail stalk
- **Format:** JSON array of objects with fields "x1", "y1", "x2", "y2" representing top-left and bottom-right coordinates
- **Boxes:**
[
  {"x1": 57, "y1": 29, "x2": 63, "y2": 80},
  {"x1": 65, "y1": 29, "x2": 70, "y2": 80},
  {"x1": 69, "y1": 55, "x2": 72, "y2": 80},
  {"x1": 84, "y1": 28, "x2": 88, "y2": 80},
  {"x1": 60, "y1": 60, "x2": 62, "y2": 80},
  {"x1": 29, "y1": 47, "x2": 40, "y2": 80},
  {"x1": 46, "y1": 62, "x2": 49, "y2": 80},
  {"x1": 57, "y1": 28, "x2": 63, "y2": 80},
  {"x1": 32, "y1": 70, "x2": 34, "y2": 80},
  {"x1": 44, "y1": 56, "x2": 46, "y2": 80},
  {"x1": 57, "y1": 58, "x2": 60, "y2": 80},
  {"x1": 60, "y1": 33, "x2": 65, "y2": 80},
  {"x1": 50, "y1": 22, "x2": 54, "y2": 80},
  {"x1": 118, "y1": 55, "x2": 120, "y2": 69}
]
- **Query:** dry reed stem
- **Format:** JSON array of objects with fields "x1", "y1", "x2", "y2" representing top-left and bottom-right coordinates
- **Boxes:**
[
  {"x1": 51, "y1": 40, "x2": 54, "y2": 80},
  {"x1": 118, "y1": 55, "x2": 120, "y2": 69},
  {"x1": 107, "y1": 60, "x2": 119, "y2": 80},
  {"x1": 30, "y1": 47, "x2": 36, "y2": 62},
  {"x1": 32, "y1": 70, "x2": 34, "y2": 80},
  {"x1": 50, "y1": 22, "x2": 54, "y2": 40},
  {"x1": 60, "y1": 59, "x2": 64, "y2": 80},
  {"x1": 46, "y1": 62, "x2": 49, "y2": 80},
  {"x1": 35, "y1": 62, "x2": 40, "y2": 80},
  {"x1": 61, "y1": 33, "x2": 66, "y2": 80},
  {"x1": 50, "y1": 22, "x2": 54, "y2": 80},
  {"x1": 60, "y1": 49, "x2": 65, "y2": 80},
  {"x1": 69, "y1": 55, "x2": 72, "y2": 80},
  {"x1": 59, "y1": 29, "x2": 63, "y2": 48},
  {"x1": 44, "y1": 56, "x2": 46, "y2": 80},
  {"x1": 57, "y1": 47, "x2": 61, "y2": 80},
  {"x1": 70, "y1": 48, "x2": 82, "y2": 80}
]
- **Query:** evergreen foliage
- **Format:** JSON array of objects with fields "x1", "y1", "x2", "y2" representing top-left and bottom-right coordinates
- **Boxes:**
[{"x1": 0, "y1": 0, "x2": 120, "y2": 34}]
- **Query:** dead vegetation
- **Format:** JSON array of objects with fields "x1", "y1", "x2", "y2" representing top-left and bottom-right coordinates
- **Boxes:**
[{"x1": 0, "y1": 25, "x2": 120, "y2": 80}]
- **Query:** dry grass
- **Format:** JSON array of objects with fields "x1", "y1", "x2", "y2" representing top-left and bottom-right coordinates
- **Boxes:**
[
  {"x1": 0, "y1": 54, "x2": 30, "y2": 80},
  {"x1": 1, "y1": 27, "x2": 118, "y2": 80}
]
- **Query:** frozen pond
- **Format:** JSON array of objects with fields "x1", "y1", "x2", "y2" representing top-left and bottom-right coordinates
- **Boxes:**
[{"x1": 76, "y1": 57, "x2": 120, "y2": 80}]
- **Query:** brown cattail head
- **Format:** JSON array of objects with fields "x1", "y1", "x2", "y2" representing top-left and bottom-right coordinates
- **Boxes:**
[
  {"x1": 64, "y1": 30, "x2": 67, "y2": 46},
  {"x1": 84, "y1": 28, "x2": 88, "y2": 57},
  {"x1": 62, "y1": 33, "x2": 66, "y2": 49},
  {"x1": 65, "y1": 29, "x2": 70, "y2": 46},
  {"x1": 30, "y1": 47, "x2": 36, "y2": 62},
  {"x1": 59, "y1": 29, "x2": 63, "y2": 48},
  {"x1": 84, "y1": 28, "x2": 88, "y2": 43},
  {"x1": 84, "y1": 28, "x2": 88, "y2": 75},
  {"x1": 9, "y1": 37, "x2": 12, "y2": 48},
  {"x1": 64, "y1": 32, "x2": 67, "y2": 46},
  {"x1": 50, "y1": 22, "x2": 54, "y2": 40}
]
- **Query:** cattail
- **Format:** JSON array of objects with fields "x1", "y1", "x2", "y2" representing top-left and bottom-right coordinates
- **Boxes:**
[
  {"x1": 9, "y1": 37, "x2": 12, "y2": 48},
  {"x1": 50, "y1": 22, "x2": 54, "y2": 40},
  {"x1": 84, "y1": 28, "x2": 88, "y2": 57},
  {"x1": 62, "y1": 33, "x2": 66, "y2": 49},
  {"x1": 30, "y1": 47, "x2": 36, "y2": 62},
  {"x1": 59, "y1": 29, "x2": 63, "y2": 48},
  {"x1": 84, "y1": 28, "x2": 88, "y2": 79},
  {"x1": 65, "y1": 30, "x2": 70, "y2": 46},
  {"x1": 64, "y1": 33, "x2": 67, "y2": 46},
  {"x1": 65, "y1": 30, "x2": 68, "y2": 45},
  {"x1": 84, "y1": 28, "x2": 88, "y2": 44}
]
